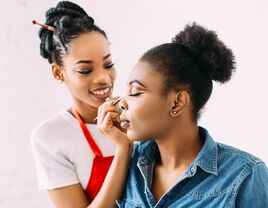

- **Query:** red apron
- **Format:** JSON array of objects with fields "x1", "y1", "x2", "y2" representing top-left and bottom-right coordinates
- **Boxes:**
[{"x1": 72, "y1": 107, "x2": 114, "y2": 202}]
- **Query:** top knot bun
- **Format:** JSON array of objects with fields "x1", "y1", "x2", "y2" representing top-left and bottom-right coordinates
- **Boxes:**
[
  {"x1": 45, "y1": 1, "x2": 94, "y2": 26},
  {"x1": 172, "y1": 23, "x2": 236, "y2": 83},
  {"x1": 38, "y1": 1, "x2": 95, "y2": 64}
]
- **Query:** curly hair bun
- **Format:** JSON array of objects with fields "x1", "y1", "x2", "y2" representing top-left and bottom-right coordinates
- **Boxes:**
[
  {"x1": 38, "y1": 1, "x2": 94, "y2": 64},
  {"x1": 172, "y1": 23, "x2": 236, "y2": 83},
  {"x1": 45, "y1": 1, "x2": 94, "y2": 26}
]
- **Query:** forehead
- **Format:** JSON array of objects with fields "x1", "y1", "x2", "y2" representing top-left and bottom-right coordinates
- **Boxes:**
[
  {"x1": 67, "y1": 32, "x2": 110, "y2": 58},
  {"x1": 128, "y1": 61, "x2": 163, "y2": 90}
]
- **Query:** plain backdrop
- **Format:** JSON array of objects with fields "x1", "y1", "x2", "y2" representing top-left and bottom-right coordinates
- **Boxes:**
[{"x1": 0, "y1": 0, "x2": 267, "y2": 207}]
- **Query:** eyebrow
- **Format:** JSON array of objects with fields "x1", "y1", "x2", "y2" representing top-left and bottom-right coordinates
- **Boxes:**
[
  {"x1": 75, "y1": 60, "x2": 93, "y2": 65},
  {"x1": 75, "y1": 54, "x2": 111, "y2": 65},
  {"x1": 128, "y1": 79, "x2": 147, "y2": 88},
  {"x1": 103, "y1": 54, "x2": 111, "y2": 60}
]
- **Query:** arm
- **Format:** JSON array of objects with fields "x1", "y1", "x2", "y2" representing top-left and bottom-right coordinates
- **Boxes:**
[
  {"x1": 48, "y1": 142, "x2": 131, "y2": 208},
  {"x1": 31, "y1": 126, "x2": 89, "y2": 208},
  {"x1": 48, "y1": 184, "x2": 89, "y2": 208},
  {"x1": 88, "y1": 142, "x2": 132, "y2": 208},
  {"x1": 89, "y1": 99, "x2": 132, "y2": 208},
  {"x1": 235, "y1": 162, "x2": 268, "y2": 207},
  {"x1": 48, "y1": 99, "x2": 131, "y2": 208}
]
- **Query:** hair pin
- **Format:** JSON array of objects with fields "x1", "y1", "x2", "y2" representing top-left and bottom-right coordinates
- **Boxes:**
[{"x1": 32, "y1": 20, "x2": 55, "y2": 31}]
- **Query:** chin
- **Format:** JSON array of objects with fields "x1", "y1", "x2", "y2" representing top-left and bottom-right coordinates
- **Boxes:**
[{"x1": 127, "y1": 130, "x2": 151, "y2": 142}]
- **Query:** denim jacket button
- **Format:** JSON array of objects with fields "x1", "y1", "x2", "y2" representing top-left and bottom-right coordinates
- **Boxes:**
[{"x1": 190, "y1": 166, "x2": 196, "y2": 173}]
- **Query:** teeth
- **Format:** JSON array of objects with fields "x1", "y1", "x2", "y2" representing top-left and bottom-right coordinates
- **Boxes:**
[{"x1": 91, "y1": 87, "x2": 110, "y2": 95}]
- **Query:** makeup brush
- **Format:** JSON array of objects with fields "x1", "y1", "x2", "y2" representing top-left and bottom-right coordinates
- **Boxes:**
[
  {"x1": 111, "y1": 96, "x2": 123, "y2": 105},
  {"x1": 32, "y1": 20, "x2": 55, "y2": 31},
  {"x1": 93, "y1": 96, "x2": 123, "y2": 122}
]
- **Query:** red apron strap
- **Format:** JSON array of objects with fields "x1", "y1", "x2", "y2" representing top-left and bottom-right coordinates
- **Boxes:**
[
  {"x1": 71, "y1": 107, "x2": 103, "y2": 157},
  {"x1": 86, "y1": 155, "x2": 114, "y2": 201}
]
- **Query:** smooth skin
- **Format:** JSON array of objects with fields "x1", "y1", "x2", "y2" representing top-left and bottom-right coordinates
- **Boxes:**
[
  {"x1": 48, "y1": 32, "x2": 132, "y2": 208},
  {"x1": 103, "y1": 61, "x2": 203, "y2": 203}
]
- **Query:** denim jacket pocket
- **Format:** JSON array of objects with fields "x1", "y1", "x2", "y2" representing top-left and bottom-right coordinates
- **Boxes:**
[
  {"x1": 116, "y1": 199, "x2": 143, "y2": 208},
  {"x1": 182, "y1": 188, "x2": 234, "y2": 208}
]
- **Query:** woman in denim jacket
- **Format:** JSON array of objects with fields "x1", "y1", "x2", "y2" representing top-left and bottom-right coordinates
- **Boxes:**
[{"x1": 98, "y1": 23, "x2": 268, "y2": 207}]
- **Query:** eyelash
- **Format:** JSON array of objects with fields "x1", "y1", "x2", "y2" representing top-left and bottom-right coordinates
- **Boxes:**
[
  {"x1": 77, "y1": 63, "x2": 114, "y2": 75},
  {"x1": 105, "y1": 63, "x2": 115, "y2": 69},
  {"x1": 77, "y1": 69, "x2": 92, "y2": 74},
  {"x1": 128, "y1": 92, "x2": 143, "y2": 97}
]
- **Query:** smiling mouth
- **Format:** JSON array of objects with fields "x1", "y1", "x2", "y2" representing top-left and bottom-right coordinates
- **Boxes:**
[
  {"x1": 91, "y1": 87, "x2": 110, "y2": 95},
  {"x1": 90, "y1": 86, "x2": 112, "y2": 100}
]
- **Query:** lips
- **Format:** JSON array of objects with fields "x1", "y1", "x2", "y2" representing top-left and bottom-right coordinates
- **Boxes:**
[
  {"x1": 120, "y1": 115, "x2": 130, "y2": 129},
  {"x1": 90, "y1": 85, "x2": 112, "y2": 100}
]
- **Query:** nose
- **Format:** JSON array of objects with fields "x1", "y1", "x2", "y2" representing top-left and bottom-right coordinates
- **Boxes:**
[
  {"x1": 93, "y1": 69, "x2": 111, "y2": 84},
  {"x1": 119, "y1": 96, "x2": 128, "y2": 111}
]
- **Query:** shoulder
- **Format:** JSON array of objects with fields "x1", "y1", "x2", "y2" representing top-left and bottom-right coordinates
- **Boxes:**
[
  {"x1": 31, "y1": 110, "x2": 79, "y2": 151},
  {"x1": 216, "y1": 142, "x2": 268, "y2": 188},
  {"x1": 217, "y1": 142, "x2": 264, "y2": 166}
]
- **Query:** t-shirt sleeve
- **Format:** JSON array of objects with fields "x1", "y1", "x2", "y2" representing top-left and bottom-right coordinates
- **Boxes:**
[{"x1": 31, "y1": 127, "x2": 79, "y2": 190}]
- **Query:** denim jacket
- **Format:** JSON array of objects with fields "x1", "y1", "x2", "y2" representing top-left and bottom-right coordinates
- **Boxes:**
[{"x1": 116, "y1": 127, "x2": 268, "y2": 208}]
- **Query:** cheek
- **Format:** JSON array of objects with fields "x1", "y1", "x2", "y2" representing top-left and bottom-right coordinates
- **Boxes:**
[
  {"x1": 128, "y1": 98, "x2": 169, "y2": 139},
  {"x1": 66, "y1": 76, "x2": 88, "y2": 94},
  {"x1": 63, "y1": 72, "x2": 92, "y2": 100},
  {"x1": 109, "y1": 70, "x2": 116, "y2": 83}
]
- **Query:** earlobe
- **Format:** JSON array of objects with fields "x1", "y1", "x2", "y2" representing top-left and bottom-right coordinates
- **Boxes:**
[
  {"x1": 51, "y1": 63, "x2": 64, "y2": 82},
  {"x1": 169, "y1": 91, "x2": 189, "y2": 117}
]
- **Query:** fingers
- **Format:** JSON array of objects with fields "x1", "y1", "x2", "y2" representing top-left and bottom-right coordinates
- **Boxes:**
[
  {"x1": 98, "y1": 111, "x2": 120, "y2": 134},
  {"x1": 98, "y1": 106, "x2": 118, "y2": 124},
  {"x1": 96, "y1": 97, "x2": 131, "y2": 148},
  {"x1": 97, "y1": 98, "x2": 119, "y2": 132},
  {"x1": 97, "y1": 97, "x2": 122, "y2": 122}
]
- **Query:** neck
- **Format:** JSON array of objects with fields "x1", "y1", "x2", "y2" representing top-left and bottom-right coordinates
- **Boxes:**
[
  {"x1": 70, "y1": 100, "x2": 98, "y2": 124},
  {"x1": 155, "y1": 121, "x2": 203, "y2": 170}
]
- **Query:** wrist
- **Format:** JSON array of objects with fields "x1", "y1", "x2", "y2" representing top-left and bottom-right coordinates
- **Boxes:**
[{"x1": 114, "y1": 141, "x2": 133, "y2": 155}]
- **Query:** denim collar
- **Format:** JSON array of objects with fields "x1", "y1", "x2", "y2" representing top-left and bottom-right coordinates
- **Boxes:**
[{"x1": 137, "y1": 126, "x2": 218, "y2": 176}]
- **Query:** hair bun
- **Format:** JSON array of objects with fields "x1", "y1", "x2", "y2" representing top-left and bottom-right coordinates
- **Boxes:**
[
  {"x1": 172, "y1": 22, "x2": 236, "y2": 83},
  {"x1": 38, "y1": 1, "x2": 94, "y2": 63},
  {"x1": 45, "y1": 1, "x2": 94, "y2": 26}
]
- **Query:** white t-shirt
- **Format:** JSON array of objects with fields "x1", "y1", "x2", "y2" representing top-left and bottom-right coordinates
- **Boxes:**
[{"x1": 31, "y1": 109, "x2": 115, "y2": 190}]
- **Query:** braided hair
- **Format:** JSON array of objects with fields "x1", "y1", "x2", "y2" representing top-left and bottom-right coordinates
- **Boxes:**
[
  {"x1": 140, "y1": 23, "x2": 236, "y2": 121},
  {"x1": 39, "y1": 1, "x2": 107, "y2": 66}
]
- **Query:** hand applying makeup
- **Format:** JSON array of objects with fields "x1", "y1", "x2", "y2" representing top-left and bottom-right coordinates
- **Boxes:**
[{"x1": 97, "y1": 97, "x2": 131, "y2": 150}]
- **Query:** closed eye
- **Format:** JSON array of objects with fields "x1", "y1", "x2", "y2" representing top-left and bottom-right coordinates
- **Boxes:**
[
  {"x1": 104, "y1": 63, "x2": 115, "y2": 69},
  {"x1": 128, "y1": 92, "x2": 143, "y2": 97},
  {"x1": 77, "y1": 69, "x2": 92, "y2": 74}
]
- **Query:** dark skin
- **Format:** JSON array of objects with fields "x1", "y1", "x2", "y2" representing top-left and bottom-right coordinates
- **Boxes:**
[
  {"x1": 117, "y1": 61, "x2": 204, "y2": 202},
  {"x1": 52, "y1": 32, "x2": 116, "y2": 124},
  {"x1": 48, "y1": 31, "x2": 131, "y2": 208}
]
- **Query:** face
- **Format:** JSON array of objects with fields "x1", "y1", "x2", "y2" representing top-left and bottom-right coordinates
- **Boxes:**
[
  {"x1": 58, "y1": 32, "x2": 116, "y2": 109},
  {"x1": 119, "y1": 61, "x2": 176, "y2": 141}
]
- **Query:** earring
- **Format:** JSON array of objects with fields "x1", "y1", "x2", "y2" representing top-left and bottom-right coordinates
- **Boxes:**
[
  {"x1": 170, "y1": 109, "x2": 178, "y2": 116},
  {"x1": 57, "y1": 79, "x2": 63, "y2": 84}
]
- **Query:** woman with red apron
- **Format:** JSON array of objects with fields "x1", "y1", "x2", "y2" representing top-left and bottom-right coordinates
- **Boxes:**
[
  {"x1": 71, "y1": 104, "x2": 131, "y2": 206},
  {"x1": 31, "y1": 1, "x2": 131, "y2": 207}
]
